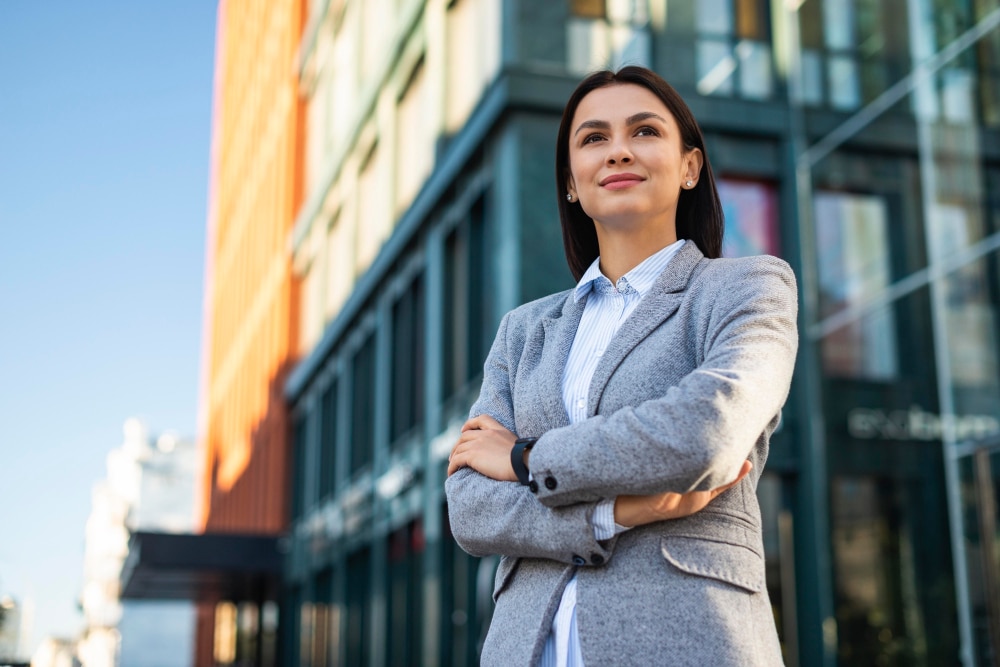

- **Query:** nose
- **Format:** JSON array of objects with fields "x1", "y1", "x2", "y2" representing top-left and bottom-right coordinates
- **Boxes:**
[{"x1": 606, "y1": 139, "x2": 632, "y2": 165}]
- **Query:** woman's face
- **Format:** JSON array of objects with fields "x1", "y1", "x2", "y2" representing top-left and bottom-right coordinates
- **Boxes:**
[{"x1": 566, "y1": 83, "x2": 702, "y2": 233}]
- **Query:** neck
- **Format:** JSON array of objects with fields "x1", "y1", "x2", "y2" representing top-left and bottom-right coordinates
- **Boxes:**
[{"x1": 594, "y1": 222, "x2": 678, "y2": 284}]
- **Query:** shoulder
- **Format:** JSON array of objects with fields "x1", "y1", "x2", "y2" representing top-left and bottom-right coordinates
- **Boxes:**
[
  {"x1": 503, "y1": 289, "x2": 574, "y2": 328},
  {"x1": 694, "y1": 254, "x2": 797, "y2": 297}
]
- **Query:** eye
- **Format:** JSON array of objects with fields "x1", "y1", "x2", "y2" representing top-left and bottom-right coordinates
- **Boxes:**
[
  {"x1": 635, "y1": 126, "x2": 660, "y2": 137},
  {"x1": 581, "y1": 133, "x2": 606, "y2": 145}
]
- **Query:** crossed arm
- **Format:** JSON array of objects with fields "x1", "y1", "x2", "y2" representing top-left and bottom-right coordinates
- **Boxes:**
[
  {"x1": 444, "y1": 258, "x2": 798, "y2": 564},
  {"x1": 447, "y1": 414, "x2": 751, "y2": 527}
]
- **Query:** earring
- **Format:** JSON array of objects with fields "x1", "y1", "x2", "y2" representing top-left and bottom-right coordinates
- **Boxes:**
[
  {"x1": 685, "y1": 180, "x2": 694, "y2": 188},
  {"x1": 566, "y1": 193, "x2": 574, "y2": 202}
]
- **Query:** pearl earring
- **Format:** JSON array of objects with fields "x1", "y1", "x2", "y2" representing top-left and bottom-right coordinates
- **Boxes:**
[
  {"x1": 685, "y1": 180, "x2": 693, "y2": 188},
  {"x1": 566, "y1": 193, "x2": 574, "y2": 202}
]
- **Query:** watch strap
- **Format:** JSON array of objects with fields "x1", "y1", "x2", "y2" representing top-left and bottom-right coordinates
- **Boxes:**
[{"x1": 511, "y1": 437, "x2": 537, "y2": 486}]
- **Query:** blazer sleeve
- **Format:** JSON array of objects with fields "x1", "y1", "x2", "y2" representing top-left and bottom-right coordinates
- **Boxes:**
[
  {"x1": 527, "y1": 257, "x2": 799, "y2": 507},
  {"x1": 445, "y1": 313, "x2": 617, "y2": 566}
]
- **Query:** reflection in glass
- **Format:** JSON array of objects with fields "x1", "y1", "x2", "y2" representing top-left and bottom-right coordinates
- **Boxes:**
[
  {"x1": 831, "y1": 474, "x2": 957, "y2": 665},
  {"x1": 719, "y1": 179, "x2": 779, "y2": 258},
  {"x1": 943, "y1": 254, "x2": 1000, "y2": 423},
  {"x1": 815, "y1": 192, "x2": 897, "y2": 379}
]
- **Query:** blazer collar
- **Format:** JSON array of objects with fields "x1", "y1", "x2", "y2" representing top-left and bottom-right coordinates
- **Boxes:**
[
  {"x1": 537, "y1": 293, "x2": 586, "y2": 428},
  {"x1": 586, "y1": 241, "x2": 705, "y2": 416}
]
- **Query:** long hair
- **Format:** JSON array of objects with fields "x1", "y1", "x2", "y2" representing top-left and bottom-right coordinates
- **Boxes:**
[{"x1": 555, "y1": 66, "x2": 724, "y2": 281}]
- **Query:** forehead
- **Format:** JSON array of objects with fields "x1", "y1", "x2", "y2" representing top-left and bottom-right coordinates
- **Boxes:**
[{"x1": 572, "y1": 83, "x2": 675, "y2": 126}]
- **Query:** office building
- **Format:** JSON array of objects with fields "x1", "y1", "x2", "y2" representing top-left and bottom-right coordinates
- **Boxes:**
[{"x1": 283, "y1": 1, "x2": 1000, "y2": 666}]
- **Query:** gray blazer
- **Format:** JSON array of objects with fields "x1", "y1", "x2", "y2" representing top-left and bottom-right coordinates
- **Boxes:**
[{"x1": 445, "y1": 241, "x2": 798, "y2": 666}]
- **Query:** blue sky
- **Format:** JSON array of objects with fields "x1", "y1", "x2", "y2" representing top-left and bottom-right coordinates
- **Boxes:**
[{"x1": 0, "y1": 2, "x2": 216, "y2": 654}]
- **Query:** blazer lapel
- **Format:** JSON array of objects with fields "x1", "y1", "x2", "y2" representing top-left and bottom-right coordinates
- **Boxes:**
[
  {"x1": 587, "y1": 242, "x2": 705, "y2": 416},
  {"x1": 536, "y1": 294, "x2": 586, "y2": 429}
]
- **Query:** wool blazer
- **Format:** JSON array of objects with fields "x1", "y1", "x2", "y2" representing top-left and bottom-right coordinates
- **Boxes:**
[{"x1": 445, "y1": 241, "x2": 798, "y2": 666}]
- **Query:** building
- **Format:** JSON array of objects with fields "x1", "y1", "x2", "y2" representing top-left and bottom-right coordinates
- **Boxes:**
[
  {"x1": 80, "y1": 420, "x2": 197, "y2": 667},
  {"x1": 29, "y1": 638, "x2": 77, "y2": 667},
  {"x1": 117, "y1": 1, "x2": 304, "y2": 665},
  {"x1": 124, "y1": 0, "x2": 1000, "y2": 665},
  {"x1": 282, "y1": 1, "x2": 1000, "y2": 666},
  {"x1": 0, "y1": 595, "x2": 24, "y2": 663}
]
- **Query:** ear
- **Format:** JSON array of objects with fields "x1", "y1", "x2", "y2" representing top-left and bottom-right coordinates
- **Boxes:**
[
  {"x1": 682, "y1": 148, "x2": 704, "y2": 185},
  {"x1": 565, "y1": 173, "x2": 577, "y2": 200}
]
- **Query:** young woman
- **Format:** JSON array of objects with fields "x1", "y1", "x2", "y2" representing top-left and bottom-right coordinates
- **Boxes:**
[{"x1": 446, "y1": 66, "x2": 797, "y2": 666}]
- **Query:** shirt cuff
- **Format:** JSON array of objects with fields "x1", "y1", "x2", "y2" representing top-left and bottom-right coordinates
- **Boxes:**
[{"x1": 593, "y1": 498, "x2": 632, "y2": 540}]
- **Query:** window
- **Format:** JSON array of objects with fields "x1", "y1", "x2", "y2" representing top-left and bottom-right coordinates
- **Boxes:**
[
  {"x1": 718, "y1": 178, "x2": 780, "y2": 258},
  {"x1": 386, "y1": 520, "x2": 425, "y2": 664},
  {"x1": 391, "y1": 275, "x2": 426, "y2": 444},
  {"x1": 345, "y1": 548, "x2": 370, "y2": 665},
  {"x1": 446, "y1": 0, "x2": 502, "y2": 132},
  {"x1": 442, "y1": 197, "x2": 489, "y2": 404},
  {"x1": 357, "y1": 141, "x2": 391, "y2": 272},
  {"x1": 319, "y1": 379, "x2": 338, "y2": 500},
  {"x1": 696, "y1": 0, "x2": 773, "y2": 99},
  {"x1": 291, "y1": 414, "x2": 309, "y2": 521},
  {"x1": 567, "y1": 0, "x2": 650, "y2": 74},
  {"x1": 350, "y1": 335, "x2": 376, "y2": 474},
  {"x1": 396, "y1": 57, "x2": 434, "y2": 214},
  {"x1": 815, "y1": 191, "x2": 898, "y2": 379}
]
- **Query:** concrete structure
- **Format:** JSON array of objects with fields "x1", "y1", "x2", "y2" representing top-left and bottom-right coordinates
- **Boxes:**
[
  {"x1": 79, "y1": 420, "x2": 196, "y2": 667},
  {"x1": 0, "y1": 595, "x2": 24, "y2": 663}
]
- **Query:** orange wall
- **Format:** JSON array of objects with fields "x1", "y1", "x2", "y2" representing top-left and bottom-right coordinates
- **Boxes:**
[
  {"x1": 195, "y1": 0, "x2": 305, "y2": 663},
  {"x1": 198, "y1": 0, "x2": 305, "y2": 537}
]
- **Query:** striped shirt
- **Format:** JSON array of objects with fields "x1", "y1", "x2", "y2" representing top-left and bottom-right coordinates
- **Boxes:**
[{"x1": 539, "y1": 239, "x2": 686, "y2": 667}]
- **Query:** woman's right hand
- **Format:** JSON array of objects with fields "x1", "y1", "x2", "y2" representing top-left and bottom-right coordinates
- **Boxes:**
[{"x1": 613, "y1": 460, "x2": 752, "y2": 528}]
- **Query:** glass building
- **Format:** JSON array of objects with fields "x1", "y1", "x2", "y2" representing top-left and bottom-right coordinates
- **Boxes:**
[{"x1": 277, "y1": 0, "x2": 1000, "y2": 665}]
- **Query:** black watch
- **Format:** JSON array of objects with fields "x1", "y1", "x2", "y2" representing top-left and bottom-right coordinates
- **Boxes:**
[{"x1": 510, "y1": 437, "x2": 537, "y2": 486}]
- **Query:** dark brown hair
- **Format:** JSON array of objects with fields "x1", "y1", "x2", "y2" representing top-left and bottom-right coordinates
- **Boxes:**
[{"x1": 556, "y1": 66, "x2": 724, "y2": 280}]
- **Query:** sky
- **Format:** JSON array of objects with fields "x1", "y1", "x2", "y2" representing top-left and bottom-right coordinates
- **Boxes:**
[{"x1": 0, "y1": 2, "x2": 217, "y2": 655}]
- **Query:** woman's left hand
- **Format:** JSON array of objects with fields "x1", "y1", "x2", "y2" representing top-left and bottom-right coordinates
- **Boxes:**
[{"x1": 447, "y1": 414, "x2": 518, "y2": 480}]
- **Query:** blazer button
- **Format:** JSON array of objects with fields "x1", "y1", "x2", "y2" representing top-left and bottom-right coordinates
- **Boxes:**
[
  {"x1": 590, "y1": 553, "x2": 605, "y2": 565},
  {"x1": 528, "y1": 480, "x2": 539, "y2": 493},
  {"x1": 572, "y1": 555, "x2": 586, "y2": 566},
  {"x1": 544, "y1": 476, "x2": 557, "y2": 490}
]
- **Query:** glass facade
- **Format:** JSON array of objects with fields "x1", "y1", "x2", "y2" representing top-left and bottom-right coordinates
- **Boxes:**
[{"x1": 278, "y1": 1, "x2": 1000, "y2": 665}]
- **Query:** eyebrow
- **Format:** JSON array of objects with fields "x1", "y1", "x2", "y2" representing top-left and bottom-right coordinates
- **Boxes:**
[{"x1": 574, "y1": 111, "x2": 668, "y2": 136}]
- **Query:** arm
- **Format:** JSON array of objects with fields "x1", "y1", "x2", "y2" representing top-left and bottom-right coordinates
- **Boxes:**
[
  {"x1": 528, "y1": 258, "x2": 798, "y2": 507},
  {"x1": 444, "y1": 313, "x2": 617, "y2": 565}
]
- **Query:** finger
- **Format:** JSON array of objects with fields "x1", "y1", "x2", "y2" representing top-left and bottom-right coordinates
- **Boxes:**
[
  {"x1": 712, "y1": 461, "x2": 753, "y2": 496},
  {"x1": 447, "y1": 451, "x2": 467, "y2": 476},
  {"x1": 733, "y1": 460, "x2": 753, "y2": 483},
  {"x1": 464, "y1": 414, "x2": 503, "y2": 432}
]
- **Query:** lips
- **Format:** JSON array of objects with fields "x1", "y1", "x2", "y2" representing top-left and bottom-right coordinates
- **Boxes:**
[{"x1": 599, "y1": 173, "x2": 644, "y2": 189}]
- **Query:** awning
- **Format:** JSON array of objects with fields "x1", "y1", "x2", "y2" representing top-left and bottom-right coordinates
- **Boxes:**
[{"x1": 120, "y1": 531, "x2": 283, "y2": 601}]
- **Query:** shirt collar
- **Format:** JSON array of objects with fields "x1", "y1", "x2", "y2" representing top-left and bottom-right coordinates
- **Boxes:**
[{"x1": 573, "y1": 239, "x2": 686, "y2": 303}]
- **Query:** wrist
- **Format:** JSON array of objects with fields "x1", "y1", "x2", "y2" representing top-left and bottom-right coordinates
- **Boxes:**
[{"x1": 510, "y1": 437, "x2": 537, "y2": 486}]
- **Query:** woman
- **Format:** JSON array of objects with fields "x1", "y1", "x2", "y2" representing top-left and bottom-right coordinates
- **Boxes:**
[{"x1": 446, "y1": 66, "x2": 797, "y2": 666}]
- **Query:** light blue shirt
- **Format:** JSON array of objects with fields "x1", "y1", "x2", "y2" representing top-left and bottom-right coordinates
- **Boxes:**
[{"x1": 539, "y1": 239, "x2": 686, "y2": 667}]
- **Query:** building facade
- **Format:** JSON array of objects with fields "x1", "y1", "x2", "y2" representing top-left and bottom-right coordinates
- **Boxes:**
[
  {"x1": 278, "y1": 0, "x2": 1000, "y2": 666},
  {"x1": 79, "y1": 419, "x2": 197, "y2": 667},
  {"x1": 193, "y1": 0, "x2": 306, "y2": 663}
]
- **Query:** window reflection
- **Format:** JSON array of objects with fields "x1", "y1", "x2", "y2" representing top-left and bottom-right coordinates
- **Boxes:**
[
  {"x1": 815, "y1": 191, "x2": 898, "y2": 380},
  {"x1": 695, "y1": 0, "x2": 772, "y2": 99}
]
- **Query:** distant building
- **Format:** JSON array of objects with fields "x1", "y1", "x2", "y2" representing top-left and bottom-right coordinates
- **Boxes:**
[
  {"x1": 0, "y1": 595, "x2": 24, "y2": 662},
  {"x1": 29, "y1": 637, "x2": 78, "y2": 667},
  {"x1": 79, "y1": 419, "x2": 196, "y2": 667}
]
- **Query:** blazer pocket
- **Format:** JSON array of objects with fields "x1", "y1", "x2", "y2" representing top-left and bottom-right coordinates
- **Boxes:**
[
  {"x1": 660, "y1": 536, "x2": 764, "y2": 594},
  {"x1": 492, "y1": 555, "x2": 519, "y2": 602}
]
